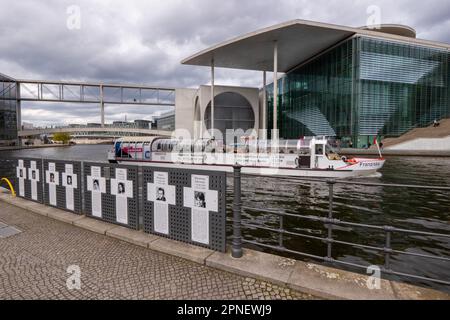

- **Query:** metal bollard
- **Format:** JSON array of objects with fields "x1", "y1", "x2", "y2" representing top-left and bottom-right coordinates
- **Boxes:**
[{"x1": 231, "y1": 165, "x2": 243, "y2": 258}]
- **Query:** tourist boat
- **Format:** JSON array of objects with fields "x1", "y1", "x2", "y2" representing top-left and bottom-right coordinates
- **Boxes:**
[{"x1": 107, "y1": 136, "x2": 385, "y2": 178}]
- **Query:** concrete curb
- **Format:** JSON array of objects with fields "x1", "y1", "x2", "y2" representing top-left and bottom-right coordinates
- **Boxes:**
[
  {"x1": 149, "y1": 238, "x2": 215, "y2": 264},
  {"x1": 206, "y1": 249, "x2": 295, "y2": 287},
  {"x1": 106, "y1": 226, "x2": 158, "y2": 248},
  {"x1": 286, "y1": 260, "x2": 396, "y2": 300},
  {"x1": 73, "y1": 218, "x2": 116, "y2": 235},
  {"x1": 1, "y1": 192, "x2": 449, "y2": 300}
]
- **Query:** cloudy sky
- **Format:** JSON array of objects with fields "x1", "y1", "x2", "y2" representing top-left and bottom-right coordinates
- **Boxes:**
[{"x1": 1, "y1": 0, "x2": 449, "y2": 126}]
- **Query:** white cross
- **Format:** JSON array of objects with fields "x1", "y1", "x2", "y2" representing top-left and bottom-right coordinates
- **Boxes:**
[
  {"x1": 147, "y1": 171, "x2": 176, "y2": 235},
  {"x1": 16, "y1": 160, "x2": 27, "y2": 197},
  {"x1": 27, "y1": 161, "x2": 40, "y2": 201},
  {"x1": 86, "y1": 166, "x2": 106, "y2": 218},
  {"x1": 45, "y1": 162, "x2": 60, "y2": 206},
  {"x1": 62, "y1": 164, "x2": 78, "y2": 211},
  {"x1": 110, "y1": 168, "x2": 133, "y2": 225},
  {"x1": 183, "y1": 175, "x2": 218, "y2": 245}
]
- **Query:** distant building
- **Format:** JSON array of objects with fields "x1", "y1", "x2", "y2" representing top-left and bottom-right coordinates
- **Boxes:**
[
  {"x1": 68, "y1": 123, "x2": 84, "y2": 128},
  {"x1": 22, "y1": 122, "x2": 34, "y2": 130},
  {"x1": 0, "y1": 73, "x2": 18, "y2": 146},
  {"x1": 134, "y1": 119, "x2": 152, "y2": 129},
  {"x1": 112, "y1": 121, "x2": 136, "y2": 128},
  {"x1": 156, "y1": 110, "x2": 175, "y2": 131},
  {"x1": 87, "y1": 123, "x2": 102, "y2": 127}
]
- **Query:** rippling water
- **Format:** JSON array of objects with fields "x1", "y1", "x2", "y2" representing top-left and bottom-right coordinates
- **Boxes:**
[
  {"x1": 2, "y1": 145, "x2": 449, "y2": 292},
  {"x1": 231, "y1": 159, "x2": 450, "y2": 292}
]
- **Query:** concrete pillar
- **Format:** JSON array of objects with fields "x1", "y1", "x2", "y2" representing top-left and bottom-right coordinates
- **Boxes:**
[
  {"x1": 273, "y1": 41, "x2": 278, "y2": 132},
  {"x1": 262, "y1": 71, "x2": 267, "y2": 138},
  {"x1": 100, "y1": 85, "x2": 105, "y2": 128},
  {"x1": 211, "y1": 58, "x2": 215, "y2": 136},
  {"x1": 16, "y1": 83, "x2": 21, "y2": 130},
  {"x1": 16, "y1": 82, "x2": 21, "y2": 145}
]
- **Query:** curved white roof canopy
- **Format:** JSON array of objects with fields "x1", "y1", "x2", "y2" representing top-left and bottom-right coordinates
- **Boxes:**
[{"x1": 181, "y1": 19, "x2": 450, "y2": 73}]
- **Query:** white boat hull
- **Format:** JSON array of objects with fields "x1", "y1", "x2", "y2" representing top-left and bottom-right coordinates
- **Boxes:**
[
  {"x1": 108, "y1": 136, "x2": 385, "y2": 179},
  {"x1": 114, "y1": 159, "x2": 382, "y2": 179}
]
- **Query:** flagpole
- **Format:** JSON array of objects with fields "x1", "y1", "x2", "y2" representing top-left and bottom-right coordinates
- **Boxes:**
[{"x1": 375, "y1": 137, "x2": 382, "y2": 158}]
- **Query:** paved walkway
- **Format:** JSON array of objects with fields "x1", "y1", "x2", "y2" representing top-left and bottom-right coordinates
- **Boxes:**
[{"x1": 0, "y1": 203, "x2": 314, "y2": 300}]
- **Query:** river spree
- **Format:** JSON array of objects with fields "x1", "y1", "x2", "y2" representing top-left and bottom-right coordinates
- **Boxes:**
[{"x1": 1, "y1": 144, "x2": 449, "y2": 292}]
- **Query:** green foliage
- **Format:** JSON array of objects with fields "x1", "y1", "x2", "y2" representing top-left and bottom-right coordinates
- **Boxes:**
[{"x1": 52, "y1": 132, "x2": 71, "y2": 144}]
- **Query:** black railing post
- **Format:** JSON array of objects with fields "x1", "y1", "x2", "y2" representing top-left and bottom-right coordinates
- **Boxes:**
[
  {"x1": 384, "y1": 226, "x2": 393, "y2": 270},
  {"x1": 232, "y1": 165, "x2": 243, "y2": 258},
  {"x1": 326, "y1": 179, "x2": 335, "y2": 260},
  {"x1": 81, "y1": 160, "x2": 85, "y2": 214},
  {"x1": 279, "y1": 215, "x2": 284, "y2": 249}
]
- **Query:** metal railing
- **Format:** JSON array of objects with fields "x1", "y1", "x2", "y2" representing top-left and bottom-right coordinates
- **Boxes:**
[{"x1": 230, "y1": 166, "x2": 450, "y2": 287}]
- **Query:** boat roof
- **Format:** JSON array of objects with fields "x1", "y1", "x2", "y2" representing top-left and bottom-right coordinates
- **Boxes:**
[
  {"x1": 115, "y1": 136, "x2": 167, "y2": 143},
  {"x1": 115, "y1": 136, "x2": 331, "y2": 143}
]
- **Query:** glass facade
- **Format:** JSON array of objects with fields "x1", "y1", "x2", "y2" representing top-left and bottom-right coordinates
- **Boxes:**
[
  {"x1": 0, "y1": 74, "x2": 18, "y2": 145},
  {"x1": 267, "y1": 36, "x2": 450, "y2": 147}
]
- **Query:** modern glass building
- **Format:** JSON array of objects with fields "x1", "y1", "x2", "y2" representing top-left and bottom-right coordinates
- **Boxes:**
[
  {"x1": 267, "y1": 36, "x2": 450, "y2": 147},
  {"x1": 0, "y1": 73, "x2": 19, "y2": 146},
  {"x1": 182, "y1": 20, "x2": 450, "y2": 148}
]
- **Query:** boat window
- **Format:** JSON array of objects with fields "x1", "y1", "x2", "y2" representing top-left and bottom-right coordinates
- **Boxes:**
[
  {"x1": 257, "y1": 140, "x2": 268, "y2": 154},
  {"x1": 115, "y1": 141, "x2": 121, "y2": 157},
  {"x1": 162, "y1": 141, "x2": 169, "y2": 152},
  {"x1": 325, "y1": 144, "x2": 340, "y2": 160},
  {"x1": 299, "y1": 147, "x2": 311, "y2": 156},
  {"x1": 120, "y1": 142, "x2": 126, "y2": 158},
  {"x1": 150, "y1": 140, "x2": 162, "y2": 152},
  {"x1": 315, "y1": 144, "x2": 324, "y2": 156},
  {"x1": 286, "y1": 140, "x2": 298, "y2": 154},
  {"x1": 298, "y1": 138, "x2": 313, "y2": 148}
]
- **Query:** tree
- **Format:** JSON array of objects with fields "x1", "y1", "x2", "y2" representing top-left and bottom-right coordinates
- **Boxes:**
[{"x1": 52, "y1": 132, "x2": 71, "y2": 144}]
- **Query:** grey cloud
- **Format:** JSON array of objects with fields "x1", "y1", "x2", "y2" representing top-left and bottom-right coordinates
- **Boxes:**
[{"x1": 1, "y1": 0, "x2": 449, "y2": 125}]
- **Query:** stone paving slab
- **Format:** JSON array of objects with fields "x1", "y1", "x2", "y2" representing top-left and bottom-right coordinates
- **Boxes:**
[
  {"x1": 106, "y1": 226, "x2": 158, "y2": 248},
  {"x1": 0, "y1": 201, "x2": 313, "y2": 300},
  {"x1": 0, "y1": 226, "x2": 22, "y2": 238}
]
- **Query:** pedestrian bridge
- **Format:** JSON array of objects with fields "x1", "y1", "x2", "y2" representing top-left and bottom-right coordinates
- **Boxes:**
[{"x1": 18, "y1": 127, "x2": 173, "y2": 138}]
